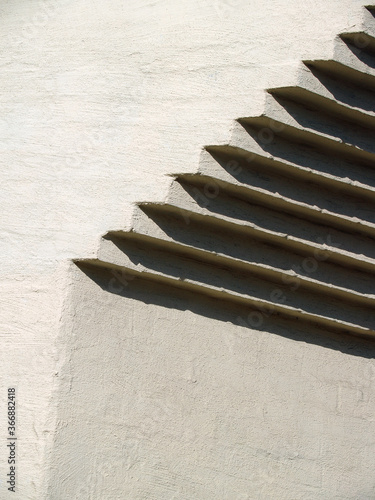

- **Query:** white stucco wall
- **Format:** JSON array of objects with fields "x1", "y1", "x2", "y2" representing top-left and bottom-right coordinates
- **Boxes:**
[
  {"x1": 0, "y1": 1, "x2": 374, "y2": 498},
  {"x1": 47, "y1": 264, "x2": 375, "y2": 499}
]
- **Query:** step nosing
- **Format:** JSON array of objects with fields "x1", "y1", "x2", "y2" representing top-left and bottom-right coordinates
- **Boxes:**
[
  {"x1": 84, "y1": 257, "x2": 375, "y2": 338},
  {"x1": 305, "y1": 59, "x2": 375, "y2": 91},
  {"x1": 205, "y1": 145, "x2": 375, "y2": 199},
  {"x1": 239, "y1": 116, "x2": 375, "y2": 166},
  {"x1": 268, "y1": 86, "x2": 375, "y2": 128},
  {"x1": 340, "y1": 31, "x2": 375, "y2": 54},
  {"x1": 109, "y1": 230, "x2": 375, "y2": 306},
  {"x1": 75, "y1": 13, "x2": 375, "y2": 343},
  {"x1": 175, "y1": 173, "x2": 375, "y2": 236},
  {"x1": 139, "y1": 202, "x2": 375, "y2": 273}
]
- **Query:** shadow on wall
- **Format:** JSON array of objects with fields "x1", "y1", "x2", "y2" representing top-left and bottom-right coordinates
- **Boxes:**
[
  {"x1": 74, "y1": 17, "x2": 375, "y2": 360},
  {"x1": 77, "y1": 262, "x2": 375, "y2": 360}
]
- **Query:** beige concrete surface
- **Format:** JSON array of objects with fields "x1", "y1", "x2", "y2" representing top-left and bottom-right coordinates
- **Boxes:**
[{"x1": 1, "y1": 1, "x2": 375, "y2": 498}]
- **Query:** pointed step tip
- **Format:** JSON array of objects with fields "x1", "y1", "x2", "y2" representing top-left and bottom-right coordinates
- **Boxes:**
[{"x1": 340, "y1": 31, "x2": 375, "y2": 54}]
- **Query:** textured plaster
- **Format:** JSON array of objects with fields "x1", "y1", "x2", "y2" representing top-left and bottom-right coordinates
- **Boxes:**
[
  {"x1": 0, "y1": 1, "x2": 374, "y2": 499},
  {"x1": 48, "y1": 264, "x2": 375, "y2": 499}
]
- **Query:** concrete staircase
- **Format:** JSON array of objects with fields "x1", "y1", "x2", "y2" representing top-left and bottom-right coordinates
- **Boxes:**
[{"x1": 76, "y1": 5, "x2": 375, "y2": 340}]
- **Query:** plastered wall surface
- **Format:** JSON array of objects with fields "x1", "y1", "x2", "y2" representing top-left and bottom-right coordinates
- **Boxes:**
[
  {"x1": 48, "y1": 265, "x2": 375, "y2": 499},
  {"x1": 0, "y1": 1, "x2": 374, "y2": 498}
]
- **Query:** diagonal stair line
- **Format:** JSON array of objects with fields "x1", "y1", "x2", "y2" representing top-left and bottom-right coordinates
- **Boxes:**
[
  {"x1": 205, "y1": 145, "x2": 375, "y2": 200},
  {"x1": 106, "y1": 229, "x2": 375, "y2": 308},
  {"x1": 238, "y1": 115, "x2": 375, "y2": 168},
  {"x1": 267, "y1": 85, "x2": 375, "y2": 130},
  {"x1": 173, "y1": 172, "x2": 375, "y2": 240},
  {"x1": 139, "y1": 202, "x2": 375, "y2": 275},
  {"x1": 75, "y1": 4, "x2": 375, "y2": 340}
]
